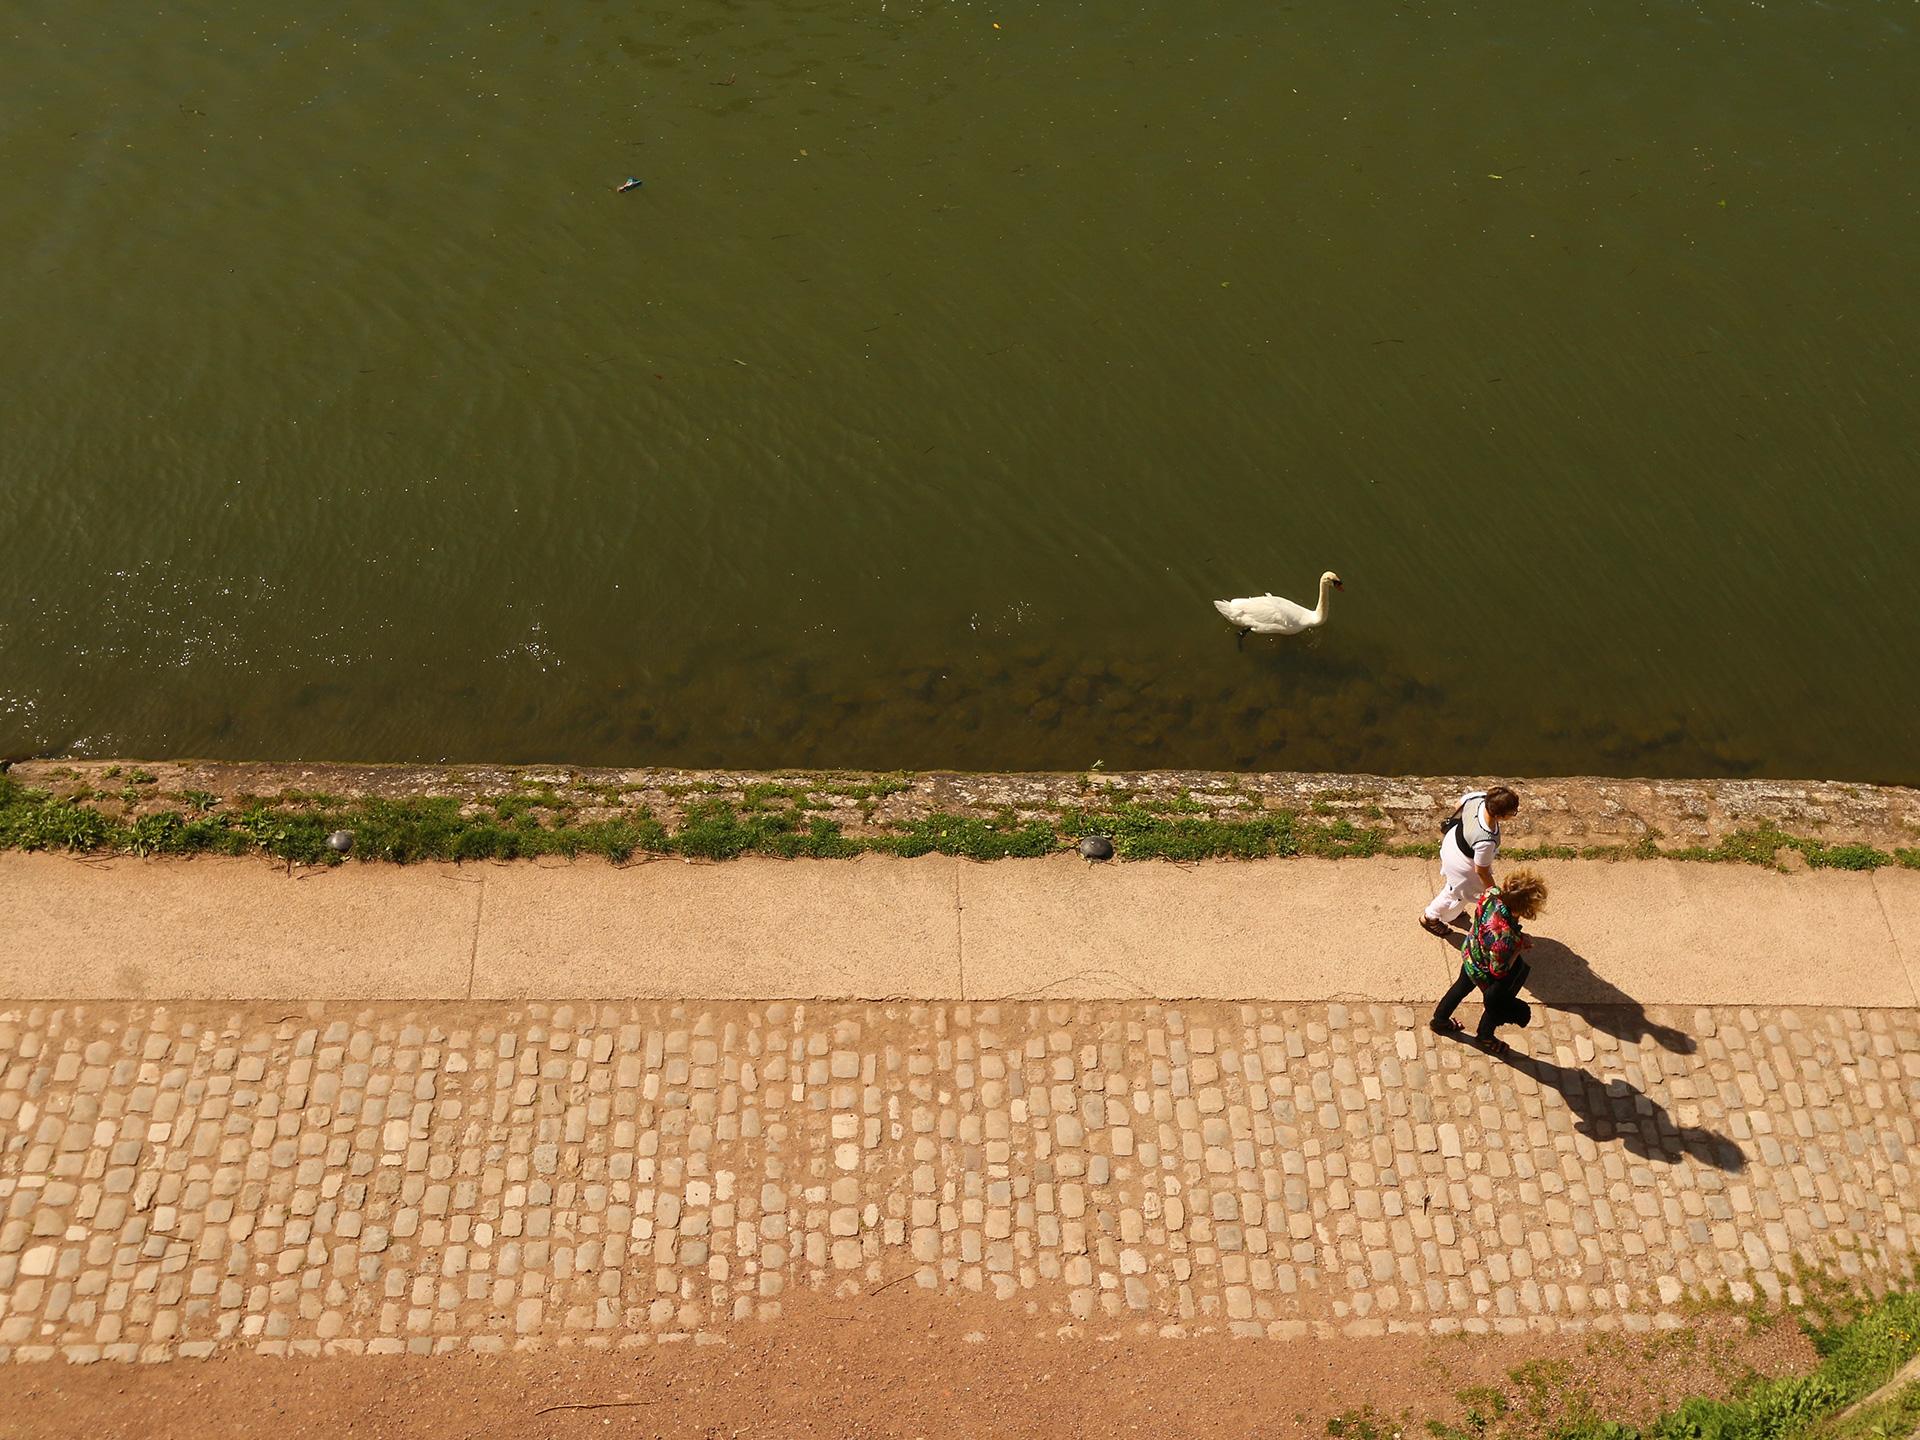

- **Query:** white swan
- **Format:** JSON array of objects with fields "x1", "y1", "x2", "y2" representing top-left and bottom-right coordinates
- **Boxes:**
[{"x1": 1214, "y1": 571, "x2": 1343, "y2": 644}]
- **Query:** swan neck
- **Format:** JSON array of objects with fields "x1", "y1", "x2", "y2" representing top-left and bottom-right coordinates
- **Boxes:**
[{"x1": 1313, "y1": 575, "x2": 1332, "y2": 623}]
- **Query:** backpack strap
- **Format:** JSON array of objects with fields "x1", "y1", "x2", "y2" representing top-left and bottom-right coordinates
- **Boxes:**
[
  {"x1": 1444, "y1": 792, "x2": 1488, "y2": 861},
  {"x1": 1452, "y1": 823, "x2": 1477, "y2": 862}
]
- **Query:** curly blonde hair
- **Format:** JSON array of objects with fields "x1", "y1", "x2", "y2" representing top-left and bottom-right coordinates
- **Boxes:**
[{"x1": 1498, "y1": 867, "x2": 1548, "y2": 920}]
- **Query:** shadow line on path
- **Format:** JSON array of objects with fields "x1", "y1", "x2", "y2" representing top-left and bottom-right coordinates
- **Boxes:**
[
  {"x1": 1496, "y1": 1047, "x2": 1746, "y2": 1173},
  {"x1": 1519, "y1": 935, "x2": 1698, "y2": 1055}
]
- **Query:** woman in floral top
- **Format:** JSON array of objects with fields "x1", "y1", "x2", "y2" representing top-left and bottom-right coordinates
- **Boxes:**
[{"x1": 1429, "y1": 868, "x2": 1548, "y2": 1054}]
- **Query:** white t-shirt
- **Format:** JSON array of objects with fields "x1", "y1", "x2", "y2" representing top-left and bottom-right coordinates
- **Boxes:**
[{"x1": 1457, "y1": 791, "x2": 1500, "y2": 871}]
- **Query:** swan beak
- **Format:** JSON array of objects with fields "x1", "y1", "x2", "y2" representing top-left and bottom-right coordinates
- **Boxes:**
[{"x1": 1332, "y1": 578, "x2": 1345, "y2": 590}]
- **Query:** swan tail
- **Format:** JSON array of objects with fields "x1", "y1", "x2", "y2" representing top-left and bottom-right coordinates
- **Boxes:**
[{"x1": 1212, "y1": 599, "x2": 1237, "y2": 622}]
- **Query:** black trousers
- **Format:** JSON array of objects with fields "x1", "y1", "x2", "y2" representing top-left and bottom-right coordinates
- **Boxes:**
[{"x1": 1433, "y1": 957, "x2": 1530, "y2": 1041}]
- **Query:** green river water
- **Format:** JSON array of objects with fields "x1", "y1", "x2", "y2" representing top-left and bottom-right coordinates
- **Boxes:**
[{"x1": 3, "y1": 0, "x2": 1916, "y2": 781}]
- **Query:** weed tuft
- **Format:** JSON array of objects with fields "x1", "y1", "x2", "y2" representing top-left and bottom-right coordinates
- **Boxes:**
[
  {"x1": 1666, "y1": 827, "x2": 1895, "y2": 873},
  {"x1": 871, "y1": 811, "x2": 1059, "y2": 860},
  {"x1": 1330, "y1": 1407, "x2": 1409, "y2": 1440},
  {"x1": 1405, "y1": 1289, "x2": 1920, "y2": 1440}
]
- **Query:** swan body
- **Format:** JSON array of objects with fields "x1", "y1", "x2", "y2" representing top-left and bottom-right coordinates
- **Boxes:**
[{"x1": 1214, "y1": 571, "x2": 1343, "y2": 638}]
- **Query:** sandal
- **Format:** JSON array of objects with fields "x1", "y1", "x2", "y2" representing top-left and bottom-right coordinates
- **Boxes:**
[
  {"x1": 1419, "y1": 916, "x2": 1452, "y2": 939},
  {"x1": 1429, "y1": 1017, "x2": 1464, "y2": 1039}
]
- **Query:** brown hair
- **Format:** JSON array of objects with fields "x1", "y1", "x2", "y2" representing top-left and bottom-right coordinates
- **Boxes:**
[
  {"x1": 1499, "y1": 867, "x2": 1548, "y2": 921},
  {"x1": 1485, "y1": 785, "x2": 1520, "y2": 819}
]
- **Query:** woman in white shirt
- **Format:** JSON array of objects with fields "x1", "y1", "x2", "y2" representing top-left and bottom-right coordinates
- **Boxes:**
[{"x1": 1419, "y1": 786, "x2": 1520, "y2": 938}]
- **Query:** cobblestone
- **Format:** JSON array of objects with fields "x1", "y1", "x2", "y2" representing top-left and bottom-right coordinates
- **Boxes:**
[{"x1": 0, "y1": 1000, "x2": 1914, "y2": 1362}]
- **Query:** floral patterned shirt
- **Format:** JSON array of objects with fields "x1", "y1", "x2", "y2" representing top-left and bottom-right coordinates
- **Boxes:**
[{"x1": 1461, "y1": 887, "x2": 1525, "y2": 986}]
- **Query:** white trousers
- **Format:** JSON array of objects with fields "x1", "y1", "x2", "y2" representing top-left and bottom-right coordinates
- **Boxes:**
[{"x1": 1424, "y1": 851, "x2": 1486, "y2": 923}]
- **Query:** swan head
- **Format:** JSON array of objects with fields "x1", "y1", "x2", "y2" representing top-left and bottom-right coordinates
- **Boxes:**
[{"x1": 1322, "y1": 571, "x2": 1345, "y2": 591}]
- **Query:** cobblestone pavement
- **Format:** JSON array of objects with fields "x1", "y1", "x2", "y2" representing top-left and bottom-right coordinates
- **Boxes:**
[{"x1": 1, "y1": 999, "x2": 1915, "y2": 1363}]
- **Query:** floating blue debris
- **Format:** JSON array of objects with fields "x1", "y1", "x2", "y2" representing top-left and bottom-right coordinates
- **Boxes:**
[{"x1": 616, "y1": 177, "x2": 643, "y2": 193}]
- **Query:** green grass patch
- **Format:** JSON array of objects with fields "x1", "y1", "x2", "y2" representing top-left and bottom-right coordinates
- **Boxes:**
[
  {"x1": 1507, "y1": 828, "x2": 1909, "y2": 873},
  {"x1": 1050, "y1": 803, "x2": 1388, "y2": 861},
  {"x1": 1507, "y1": 844, "x2": 1582, "y2": 861},
  {"x1": 0, "y1": 771, "x2": 1910, "y2": 872},
  {"x1": 1663, "y1": 826, "x2": 1899, "y2": 872},
  {"x1": 1419, "y1": 1290, "x2": 1920, "y2": 1440},
  {"x1": 1331, "y1": 1406, "x2": 1413, "y2": 1440},
  {"x1": 1817, "y1": 1379, "x2": 1920, "y2": 1440},
  {"x1": 739, "y1": 781, "x2": 819, "y2": 813},
  {"x1": 820, "y1": 774, "x2": 914, "y2": 802},
  {"x1": 672, "y1": 799, "x2": 860, "y2": 859},
  {"x1": 0, "y1": 776, "x2": 671, "y2": 866},
  {"x1": 868, "y1": 810, "x2": 1060, "y2": 860}
]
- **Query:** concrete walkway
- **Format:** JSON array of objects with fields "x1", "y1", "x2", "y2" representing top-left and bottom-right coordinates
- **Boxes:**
[
  {"x1": 3, "y1": 851, "x2": 1917, "y2": 1364},
  {"x1": 2, "y1": 852, "x2": 1916, "y2": 1006}
]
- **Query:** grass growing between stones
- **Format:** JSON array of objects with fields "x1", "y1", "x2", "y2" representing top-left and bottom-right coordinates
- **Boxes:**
[
  {"x1": 1498, "y1": 829, "x2": 1920, "y2": 872},
  {"x1": 0, "y1": 775, "x2": 1393, "y2": 865},
  {"x1": 2, "y1": 772, "x2": 1916, "y2": 869}
]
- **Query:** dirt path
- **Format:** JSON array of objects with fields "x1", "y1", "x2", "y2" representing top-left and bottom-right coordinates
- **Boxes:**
[{"x1": 0, "y1": 1286, "x2": 1814, "y2": 1440}]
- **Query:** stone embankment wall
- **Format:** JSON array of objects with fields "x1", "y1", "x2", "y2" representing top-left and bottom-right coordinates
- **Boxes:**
[{"x1": 11, "y1": 760, "x2": 1919, "y2": 853}]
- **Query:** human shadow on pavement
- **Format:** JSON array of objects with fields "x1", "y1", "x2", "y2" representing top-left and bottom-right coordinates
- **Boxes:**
[
  {"x1": 1495, "y1": 1048, "x2": 1746, "y2": 1173},
  {"x1": 1519, "y1": 936, "x2": 1697, "y2": 1055}
]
